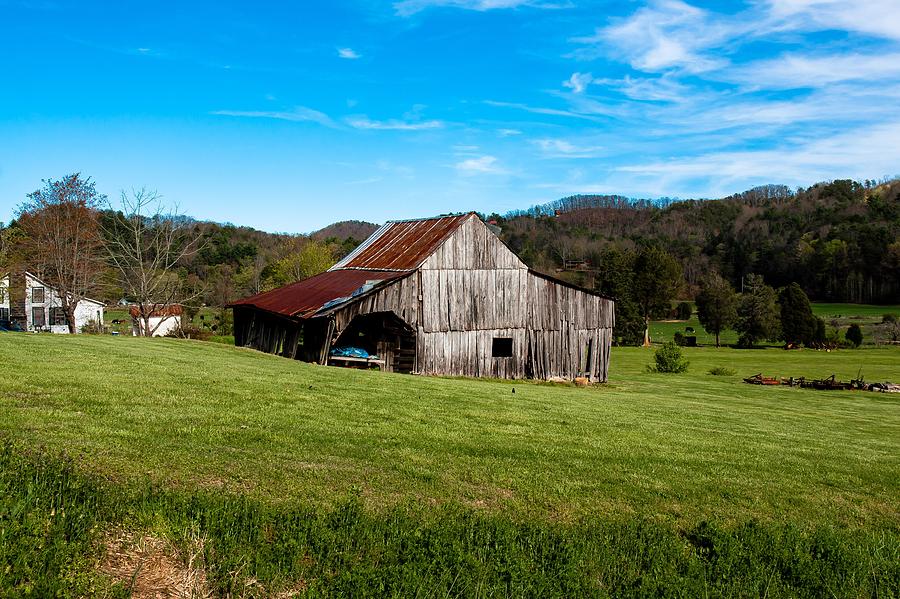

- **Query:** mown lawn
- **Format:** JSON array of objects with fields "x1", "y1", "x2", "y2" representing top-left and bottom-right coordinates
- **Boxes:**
[
  {"x1": 2, "y1": 333, "x2": 899, "y2": 596},
  {"x1": 1, "y1": 333, "x2": 897, "y2": 528}
]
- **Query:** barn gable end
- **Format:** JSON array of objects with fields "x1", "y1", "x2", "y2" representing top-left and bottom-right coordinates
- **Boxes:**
[{"x1": 420, "y1": 215, "x2": 526, "y2": 271}]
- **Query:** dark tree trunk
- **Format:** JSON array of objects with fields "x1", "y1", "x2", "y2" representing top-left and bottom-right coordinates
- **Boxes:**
[{"x1": 65, "y1": 304, "x2": 77, "y2": 334}]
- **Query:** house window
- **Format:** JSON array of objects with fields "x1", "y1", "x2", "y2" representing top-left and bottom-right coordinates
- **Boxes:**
[
  {"x1": 0, "y1": 307, "x2": 9, "y2": 322},
  {"x1": 32, "y1": 286, "x2": 45, "y2": 303},
  {"x1": 50, "y1": 307, "x2": 67, "y2": 326},
  {"x1": 492, "y1": 337, "x2": 513, "y2": 358},
  {"x1": 32, "y1": 307, "x2": 46, "y2": 328}
]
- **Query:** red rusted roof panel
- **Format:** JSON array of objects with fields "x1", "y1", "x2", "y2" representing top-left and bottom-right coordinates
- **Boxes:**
[
  {"x1": 334, "y1": 213, "x2": 472, "y2": 270},
  {"x1": 228, "y1": 269, "x2": 408, "y2": 318},
  {"x1": 128, "y1": 304, "x2": 183, "y2": 318}
]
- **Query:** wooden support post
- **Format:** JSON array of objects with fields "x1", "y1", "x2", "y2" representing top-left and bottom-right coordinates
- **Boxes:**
[{"x1": 319, "y1": 318, "x2": 335, "y2": 365}]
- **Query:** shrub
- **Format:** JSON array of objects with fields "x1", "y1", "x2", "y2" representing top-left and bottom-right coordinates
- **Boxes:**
[
  {"x1": 882, "y1": 313, "x2": 897, "y2": 324},
  {"x1": 676, "y1": 301, "x2": 692, "y2": 320},
  {"x1": 812, "y1": 317, "x2": 827, "y2": 346},
  {"x1": 648, "y1": 341, "x2": 689, "y2": 373},
  {"x1": 878, "y1": 320, "x2": 900, "y2": 343},
  {"x1": 845, "y1": 324, "x2": 863, "y2": 347},
  {"x1": 673, "y1": 331, "x2": 686, "y2": 346},
  {"x1": 708, "y1": 366, "x2": 736, "y2": 376},
  {"x1": 167, "y1": 325, "x2": 213, "y2": 342},
  {"x1": 79, "y1": 319, "x2": 103, "y2": 335}
]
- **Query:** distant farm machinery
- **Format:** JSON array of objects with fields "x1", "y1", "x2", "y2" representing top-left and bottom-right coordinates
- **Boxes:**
[{"x1": 743, "y1": 372, "x2": 900, "y2": 393}]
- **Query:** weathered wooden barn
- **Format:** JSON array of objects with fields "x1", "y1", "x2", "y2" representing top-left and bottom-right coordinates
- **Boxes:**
[{"x1": 230, "y1": 213, "x2": 615, "y2": 381}]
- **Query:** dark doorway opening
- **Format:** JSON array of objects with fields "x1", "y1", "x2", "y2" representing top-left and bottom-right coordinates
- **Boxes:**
[{"x1": 331, "y1": 311, "x2": 416, "y2": 373}]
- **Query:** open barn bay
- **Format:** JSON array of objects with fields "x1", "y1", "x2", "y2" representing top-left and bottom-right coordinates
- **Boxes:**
[{"x1": 1, "y1": 334, "x2": 898, "y2": 596}]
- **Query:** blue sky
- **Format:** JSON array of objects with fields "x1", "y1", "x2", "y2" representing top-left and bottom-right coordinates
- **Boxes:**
[{"x1": 1, "y1": 0, "x2": 898, "y2": 232}]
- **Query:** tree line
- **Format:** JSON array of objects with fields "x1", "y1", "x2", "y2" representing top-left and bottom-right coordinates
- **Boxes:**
[
  {"x1": 4, "y1": 173, "x2": 896, "y2": 342},
  {"x1": 495, "y1": 178, "x2": 900, "y2": 305},
  {"x1": 487, "y1": 177, "x2": 898, "y2": 347},
  {"x1": 1, "y1": 174, "x2": 361, "y2": 334}
]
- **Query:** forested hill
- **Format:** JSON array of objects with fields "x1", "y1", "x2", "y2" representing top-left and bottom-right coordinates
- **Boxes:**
[
  {"x1": 495, "y1": 179, "x2": 900, "y2": 304},
  {"x1": 311, "y1": 220, "x2": 378, "y2": 241}
]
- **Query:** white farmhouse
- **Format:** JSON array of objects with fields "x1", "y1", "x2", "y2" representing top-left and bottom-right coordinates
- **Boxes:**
[
  {"x1": 0, "y1": 272, "x2": 104, "y2": 333},
  {"x1": 130, "y1": 305, "x2": 183, "y2": 337}
]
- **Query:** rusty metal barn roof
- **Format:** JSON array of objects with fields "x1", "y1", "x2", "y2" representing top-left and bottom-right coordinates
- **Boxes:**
[
  {"x1": 228, "y1": 269, "x2": 409, "y2": 319},
  {"x1": 330, "y1": 213, "x2": 473, "y2": 271}
]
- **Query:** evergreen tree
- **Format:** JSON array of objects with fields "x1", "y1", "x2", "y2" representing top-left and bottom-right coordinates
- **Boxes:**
[
  {"x1": 779, "y1": 282, "x2": 816, "y2": 346},
  {"x1": 845, "y1": 324, "x2": 863, "y2": 347},
  {"x1": 633, "y1": 246, "x2": 682, "y2": 346},
  {"x1": 696, "y1": 273, "x2": 738, "y2": 347},
  {"x1": 736, "y1": 274, "x2": 781, "y2": 347},
  {"x1": 596, "y1": 247, "x2": 644, "y2": 345}
]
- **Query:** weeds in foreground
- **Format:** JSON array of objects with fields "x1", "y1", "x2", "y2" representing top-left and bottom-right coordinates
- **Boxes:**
[{"x1": 1, "y1": 441, "x2": 898, "y2": 598}]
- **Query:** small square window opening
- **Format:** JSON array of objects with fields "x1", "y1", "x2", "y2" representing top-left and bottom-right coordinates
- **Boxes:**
[{"x1": 492, "y1": 337, "x2": 513, "y2": 358}]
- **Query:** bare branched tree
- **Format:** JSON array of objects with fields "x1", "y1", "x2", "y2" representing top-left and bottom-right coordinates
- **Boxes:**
[
  {"x1": 17, "y1": 174, "x2": 106, "y2": 333},
  {"x1": 103, "y1": 189, "x2": 205, "y2": 336}
]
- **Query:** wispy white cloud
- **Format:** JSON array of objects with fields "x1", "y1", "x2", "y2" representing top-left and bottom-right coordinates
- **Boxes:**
[
  {"x1": 344, "y1": 176, "x2": 384, "y2": 185},
  {"x1": 723, "y1": 52, "x2": 900, "y2": 89},
  {"x1": 455, "y1": 155, "x2": 507, "y2": 175},
  {"x1": 612, "y1": 120, "x2": 900, "y2": 196},
  {"x1": 337, "y1": 47, "x2": 361, "y2": 59},
  {"x1": 376, "y1": 160, "x2": 415, "y2": 177},
  {"x1": 533, "y1": 138, "x2": 604, "y2": 158},
  {"x1": 211, "y1": 106, "x2": 336, "y2": 127},
  {"x1": 485, "y1": 100, "x2": 608, "y2": 122},
  {"x1": 498, "y1": 128, "x2": 522, "y2": 136},
  {"x1": 394, "y1": 0, "x2": 569, "y2": 17},
  {"x1": 592, "y1": 75, "x2": 692, "y2": 103},
  {"x1": 573, "y1": 0, "x2": 735, "y2": 73},
  {"x1": 562, "y1": 72, "x2": 593, "y2": 93},
  {"x1": 346, "y1": 116, "x2": 444, "y2": 130},
  {"x1": 764, "y1": 0, "x2": 900, "y2": 41}
]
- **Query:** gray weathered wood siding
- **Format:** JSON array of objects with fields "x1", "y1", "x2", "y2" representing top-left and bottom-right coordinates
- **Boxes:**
[
  {"x1": 526, "y1": 327, "x2": 612, "y2": 382},
  {"x1": 526, "y1": 272, "x2": 614, "y2": 330},
  {"x1": 421, "y1": 216, "x2": 526, "y2": 271},
  {"x1": 418, "y1": 328, "x2": 527, "y2": 378},
  {"x1": 420, "y1": 269, "x2": 528, "y2": 332},
  {"x1": 329, "y1": 273, "x2": 419, "y2": 334}
]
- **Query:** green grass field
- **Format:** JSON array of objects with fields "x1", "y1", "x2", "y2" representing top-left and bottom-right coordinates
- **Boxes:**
[
  {"x1": 2, "y1": 333, "x2": 898, "y2": 525},
  {"x1": 651, "y1": 302, "x2": 899, "y2": 346},
  {"x1": 1, "y1": 331, "x2": 899, "y2": 595}
]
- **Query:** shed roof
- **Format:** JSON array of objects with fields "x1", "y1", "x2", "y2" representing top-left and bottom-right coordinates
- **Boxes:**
[
  {"x1": 129, "y1": 304, "x2": 183, "y2": 318},
  {"x1": 228, "y1": 269, "x2": 409, "y2": 319},
  {"x1": 330, "y1": 213, "x2": 473, "y2": 271}
]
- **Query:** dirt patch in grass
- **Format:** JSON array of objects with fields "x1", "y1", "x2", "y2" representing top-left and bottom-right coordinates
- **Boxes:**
[{"x1": 100, "y1": 529, "x2": 209, "y2": 598}]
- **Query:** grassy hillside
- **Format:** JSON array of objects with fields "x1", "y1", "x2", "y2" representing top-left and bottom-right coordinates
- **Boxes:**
[
  {"x1": 1, "y1": 333, "x2": 898, "y2": 526},
  {"x1": 1, "y1": 333, "x2": 898, "y2": 596}
]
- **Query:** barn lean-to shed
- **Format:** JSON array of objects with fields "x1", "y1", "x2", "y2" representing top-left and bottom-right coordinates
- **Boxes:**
[{"x1": 229, "y1": 213, "x2": 615, "y2": 381}]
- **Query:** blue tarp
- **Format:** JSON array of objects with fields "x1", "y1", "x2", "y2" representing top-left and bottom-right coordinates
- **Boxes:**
[{"x1": 330, "y1": 346, "x2": 377, "y2": 359}]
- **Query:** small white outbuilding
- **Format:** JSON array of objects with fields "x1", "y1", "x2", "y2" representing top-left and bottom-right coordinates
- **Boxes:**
[{"x1": 130, "y1": 305, "x2": 183, "y2": 337}]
